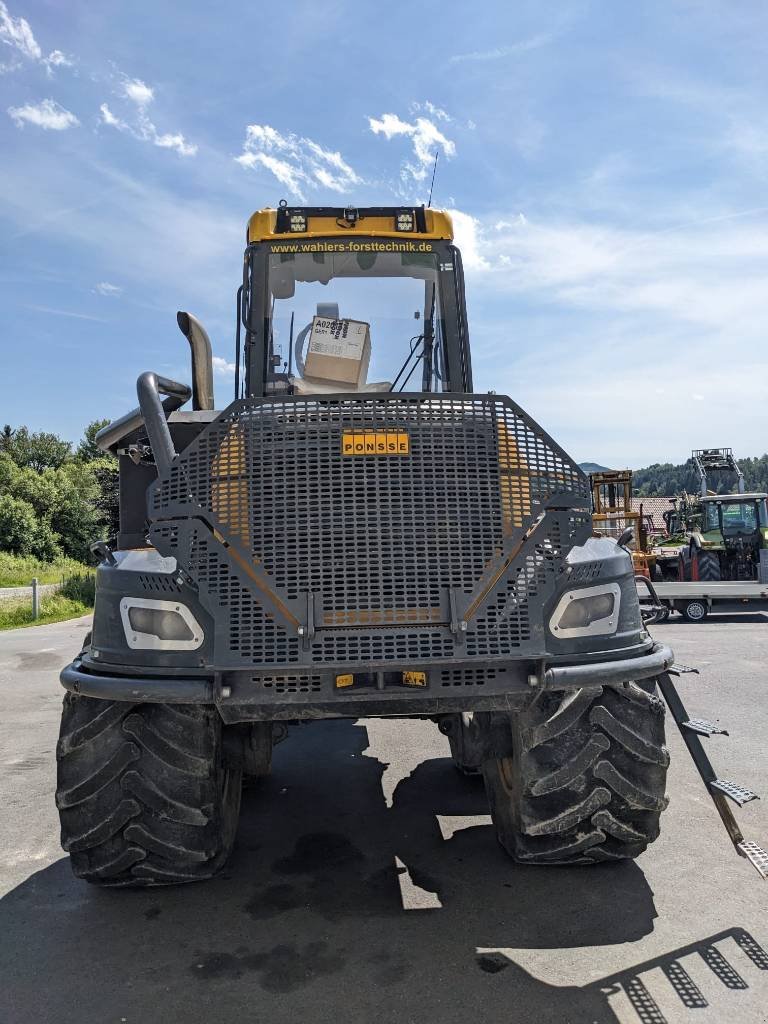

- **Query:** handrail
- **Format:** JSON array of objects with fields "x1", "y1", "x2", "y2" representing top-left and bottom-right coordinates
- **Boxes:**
[
  {"x1": 94, "y1": 384, "x2": 190, "y2": 454},
  {"x1": 136, "y1": 373, "x2": 190, "y2": 476}
]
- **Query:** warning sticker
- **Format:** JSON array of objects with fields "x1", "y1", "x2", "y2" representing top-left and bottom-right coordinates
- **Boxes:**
[{"x1": 342, "y1": 432, "x2": 410, "y2": 456}]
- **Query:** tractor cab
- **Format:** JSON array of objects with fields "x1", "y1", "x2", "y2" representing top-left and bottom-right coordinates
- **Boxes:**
[{"x1": 701, "y1": 494, "x2": 768, "y2": 539}]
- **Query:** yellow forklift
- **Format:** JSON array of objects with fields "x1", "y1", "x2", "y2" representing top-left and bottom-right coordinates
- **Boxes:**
[{"x1": 590, "y1": 470, "x2": 656, "y2": 578}]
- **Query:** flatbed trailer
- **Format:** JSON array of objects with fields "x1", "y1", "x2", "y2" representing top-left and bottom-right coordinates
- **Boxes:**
[{"x1": 639, "y1": 580, "x2": 768, "y2": 622}]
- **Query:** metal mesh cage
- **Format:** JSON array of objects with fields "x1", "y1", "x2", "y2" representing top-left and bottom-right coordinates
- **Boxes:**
[{"x1": 149, "y1": 394, "x2": 589, "y2": 666}]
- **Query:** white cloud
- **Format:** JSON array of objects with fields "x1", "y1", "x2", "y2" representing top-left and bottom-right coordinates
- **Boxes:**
[
  {"x1": 212, "y1": 355, "x2": 236, "y2": 376},
  {"x1": 235, "y1": 124, "x2": 361, "y2": 201},
  {"x1": 449, "y1": 33, "x2": 552, "y2": 64},
  {"x1": 43, "y1": 49, "x2": 74, "y2": 76},
  {"x1": 446, "y1": 209, "x2": 488, "y2": 270},
  {"x1": 410, "y1": 100, "x2": 451, "y2": 122},
  {"x1": 123, "y1": 77, "x2": 153, "y2": 107},
  {"x1": 150, "y1": 129, "x2": 196, "y2": 156},
  {"x1": 100, "y1": 91, "x2": 197, "y2": 157},
  {"x1": 0, "y1": 4, "x2": 74, "y2": 76},
  {"x1": 0, "y1": 2, "x2": 41, "y2": 60},
  {"x1": 8, "y1": 98, "x2": 79, "y2": 130},
  {"x1": 95, "y1": 281, "x2": 122, "y2": 296},
  {"x1": 27, "y1": 305, "x2": 107, "y2": 322},
  {"x1": 368, "y1": 108, "x2": 456, "y2": 186},
  {"x1": 447, "y1": 205, "x2": 768, "y2": 464},
  {"x1": 99, "y1": 102, "x2": 122, "y2": 127}
]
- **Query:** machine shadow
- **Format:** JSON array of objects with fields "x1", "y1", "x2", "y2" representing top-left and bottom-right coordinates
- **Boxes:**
[{"x1": 0, "y1": 718, "x2": 725, "y2": 1024}]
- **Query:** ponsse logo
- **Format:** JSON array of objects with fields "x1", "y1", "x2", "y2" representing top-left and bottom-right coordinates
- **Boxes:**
[{"x1": 342, "y1": 432, "x2": 410, "y2": 456}]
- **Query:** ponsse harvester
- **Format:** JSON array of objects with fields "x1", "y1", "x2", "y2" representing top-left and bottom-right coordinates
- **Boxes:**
[{"x1": 56, "y1": 203, "x2": 766, "y2": 886}]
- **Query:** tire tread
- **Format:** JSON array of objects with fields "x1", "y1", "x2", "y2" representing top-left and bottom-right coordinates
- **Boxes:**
[
  {"x1": 482, "y1": 682, "x2": 669, "y2": 864},
  {"x1": 56, "y1": 694, "x2": 241, "y2": 886}
]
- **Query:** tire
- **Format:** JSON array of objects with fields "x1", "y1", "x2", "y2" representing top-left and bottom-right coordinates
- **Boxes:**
[
  {"x1": 693, "y1": 550, "x2": 721, "y2": 582},
  {"x1": 481, "y1": 683, "x2": 669, "y2": 864},
  {"x1": 682, "y1": 599, "x2": 708, "y2": 622},
  {"x1": 445, "y1": 713, "x2": 484, "y2": 775},
  {"x1": 56, "y1": 695, "x2": 242, "y2": 886}
]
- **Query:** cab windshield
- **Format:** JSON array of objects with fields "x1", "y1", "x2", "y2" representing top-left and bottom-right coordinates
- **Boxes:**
[
  {"x1": 705, "y1": 501, "x2": 758, "y2": 533},
  {"x1": 267, "y1": 249, "x2": 444, "y2": 392}
]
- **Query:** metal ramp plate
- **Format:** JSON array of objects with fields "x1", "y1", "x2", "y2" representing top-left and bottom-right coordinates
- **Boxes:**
[
  {"x1": 683, "y1": 718, "x2": 729, "y2": 737},
  {"x1": 710, "y1": 779, "x2": 759, "y2": 806},
  {"x1": 737, "y1": 841, "x2": 768, "y2": 880}
]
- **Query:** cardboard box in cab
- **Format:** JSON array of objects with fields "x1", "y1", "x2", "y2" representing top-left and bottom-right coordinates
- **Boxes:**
[{"x1": 304, "y1": 317, "x2": 371, "y2": 387}]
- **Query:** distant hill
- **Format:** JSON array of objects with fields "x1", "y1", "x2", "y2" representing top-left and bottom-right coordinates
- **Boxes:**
[{"x1": 579, "y1": 456, "x2": 768, "y2": 496}]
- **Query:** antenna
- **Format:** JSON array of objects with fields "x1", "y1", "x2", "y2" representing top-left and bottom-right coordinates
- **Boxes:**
[{"x1": 427, "y1": 151, "x2": 439, "y2": 208}]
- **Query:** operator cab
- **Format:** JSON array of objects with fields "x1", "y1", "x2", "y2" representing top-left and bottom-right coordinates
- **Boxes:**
[
  {"x1": 238, "y1": 203, "x2": 472, "y2": 399},
  {"x1": 702, "y1": 493, "x2": 768, "y2": 536}
]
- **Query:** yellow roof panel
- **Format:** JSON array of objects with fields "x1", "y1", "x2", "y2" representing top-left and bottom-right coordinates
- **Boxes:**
[{"x1": 247, "y1": 207, "x2": 454, "y2": 244}]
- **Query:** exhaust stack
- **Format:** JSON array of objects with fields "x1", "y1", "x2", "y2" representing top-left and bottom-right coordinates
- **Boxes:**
[{"x1": 176, "y1": 311, "x2": 214, "y2": 411}]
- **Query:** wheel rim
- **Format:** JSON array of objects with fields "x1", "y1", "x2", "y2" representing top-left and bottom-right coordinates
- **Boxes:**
[
  {"x1": 498, "y1": 756, "x2": 516, "y2": 792},
  {"x1": 686, "y1": 601, "x2": 706, "y2": 621}
]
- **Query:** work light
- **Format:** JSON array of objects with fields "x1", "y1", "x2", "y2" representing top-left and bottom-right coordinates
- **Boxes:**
[
  {"x1": 549, "y1": 584, "x2": 621, "y2": 638},
  {"x1": 395, "y1": 210, "x2": 415, "y2": 231},
  {"x1": 120, "y1": 597, "x2": 204, "y2": 651},
  {"x1": 289, "y1": 212, "x2": 307, "y2": 232}
]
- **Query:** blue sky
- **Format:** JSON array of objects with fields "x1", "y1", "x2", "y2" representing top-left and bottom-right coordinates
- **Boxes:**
[{"x1": 1, "y1": 0, "x2": 766, "y2": 466}]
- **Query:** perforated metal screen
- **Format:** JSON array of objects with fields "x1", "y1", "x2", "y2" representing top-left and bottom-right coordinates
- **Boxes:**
[{"x1": 149, "y1": 394, "x2": 589, "y2": 667}]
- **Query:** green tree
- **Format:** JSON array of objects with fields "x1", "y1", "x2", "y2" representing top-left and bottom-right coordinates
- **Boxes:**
[
  {"x1": 0, "y1": 494, "x2": 60, "y2": 559},
  {"x1": 50, "y1": 462, "x2": 105, "y2": 562},
  {"x1": 76, "y1": 419, "x2": 111, "y2": 462},
  {"x1": 92, "y1": 459, "x2": 120, "y2": 541},
  {"x1": 7, "y1": 427, "x2": 72, "y2": 471},
  {"x1": 0, "y1": 425, "x2": 15, "y2": 453}
]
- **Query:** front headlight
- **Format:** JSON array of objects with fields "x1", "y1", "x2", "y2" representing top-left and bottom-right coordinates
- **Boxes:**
[
  {"x1": 120, "y1": 598, "x2": 204, "y2": 650},
  {"x1": 549, "y1": 583, "x2": 621, "y2": 638}
]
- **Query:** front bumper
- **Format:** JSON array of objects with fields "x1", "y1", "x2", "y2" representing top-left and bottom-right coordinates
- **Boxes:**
[{"x1": 60, "y1": 643, "x2": 675, "y2": 721}]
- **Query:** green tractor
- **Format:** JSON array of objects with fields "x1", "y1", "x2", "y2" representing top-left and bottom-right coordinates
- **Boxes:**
[
  {"x1": 677, "y1": 494, "x2": 768, "y2": 582},
  {"x1": 657, "y1": 450, "x2": 768, "y2": 583}
]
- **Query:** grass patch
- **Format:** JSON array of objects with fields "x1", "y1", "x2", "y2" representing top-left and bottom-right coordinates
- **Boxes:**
[
  {"x1": 61, "y1": 572, "x2": 96, "y2": 604},
  {"x1": 0, "y1": 552, "x2": 89, "y2": 588},
  {"x1": 0, "y1": 593, "x2": 93, "y2": 631}
]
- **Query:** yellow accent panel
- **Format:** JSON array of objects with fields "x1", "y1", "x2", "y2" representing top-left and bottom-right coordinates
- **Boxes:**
[
  {"x1": 335, "y1": 674, "x2": 354, "y2": 689},
  {"x1": 497, "y1": 423, "x2": 532, "y2": 535},
  {"x1": 211, "y1": 427, "x2": 250, "y2": 550},
  {"x1": 247, "y1": 208, "x2": 454, "y2": 243},
  {"x1": 402, "y1": 671, "x2": 427, "y2": 687},
  {"x1": 342, "y1": 432, "x2": 410, "y2": 456}
]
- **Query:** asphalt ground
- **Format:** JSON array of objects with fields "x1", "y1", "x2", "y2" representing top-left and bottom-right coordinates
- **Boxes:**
[{"x1": 1, "y1": 611, "x2": 768, "y2": 1024}]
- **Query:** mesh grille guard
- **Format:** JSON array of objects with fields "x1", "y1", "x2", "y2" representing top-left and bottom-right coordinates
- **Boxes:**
[{"x1": 148, "y1": 394, "x2": 591, "y2": 668}]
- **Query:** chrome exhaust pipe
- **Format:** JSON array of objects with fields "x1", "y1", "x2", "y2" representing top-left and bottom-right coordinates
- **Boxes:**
[{"x1": 176, "y1": 311, "x2": 214, "y2": 410}]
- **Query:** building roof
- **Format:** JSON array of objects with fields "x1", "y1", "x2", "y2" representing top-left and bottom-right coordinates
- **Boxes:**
[{"x1": 631, "y1": 496, "x2": 676, "y2": 529}]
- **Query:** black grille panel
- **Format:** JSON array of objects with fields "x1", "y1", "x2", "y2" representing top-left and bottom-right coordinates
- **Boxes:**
[
  {"x1": 466, "y1": 512, "x2": 591, "y2": 657},
  {"x1": 150, "y1": 395, "x2": 589, "y2": 666},
  {"x1": 150, "y1": 521, "x2": 301, "y2": 664},
  {"x1": 255, "y1": 674, "x2": 322, "y2": 694},
  {"x1": 440, "y1": 668, "x2": 488, "y2": 686},
  {"x1": 136, "y1": 573, "x2": 182, "y2": 594}
]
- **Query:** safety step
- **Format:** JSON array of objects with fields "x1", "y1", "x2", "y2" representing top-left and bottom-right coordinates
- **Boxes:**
[
  {"x1": 737, "y1": 842, "x2": 768, "y2": 880},
  {"x1": 682, "y1": 718, "x2": 729, "y2": 737},
  {"x1": 710, "y1": 780, "x2": 760, "y2": 806}
]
